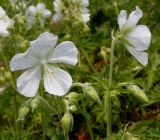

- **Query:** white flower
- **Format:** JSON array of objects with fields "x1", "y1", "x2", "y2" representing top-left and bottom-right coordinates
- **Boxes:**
[
  {"x1": 78, "y1": 0, "x2": 90, "y2": 22},
  {"x1": 26, "y1": 3, "x2": 51, "y2": 28},
  {"x1": 0, "y1": 7, "x2": 11, "y2": 37},
  {"x1": 10, "y1": 32, "x2": 78, "y2": 97},
  {"x1": 53, "y1": 0, "x2": 90, "y2": 23},
  {"x1": 117, "y1": 6, "x2": 151, "y2": 66},
  {"x1": 53, "y1": 0, "x2": 63, "y2": 22}
]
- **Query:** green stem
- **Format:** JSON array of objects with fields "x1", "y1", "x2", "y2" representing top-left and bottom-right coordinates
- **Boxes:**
[
  {"x1": 39, "y1": 81, "x2": 45, "y2": 140},
  {"x1": 1, "y1": 47, "x2": 20, "y2": 140},
  {"x1": 65, "y1": 132, "x2": 70, "y2": 140},
  {"x1": 109, "y1": 39, "x2": 116, "y2": 86},
  {"x1": 13, "y1": 94, "x2": 18, "y2": 140},
  {"x1": 40, "y1": 80, "x2": 44, "y2": 97},
  {"x1": 87, "y1": 121, "x2": 94, "y2": 140},
  {"x1": 107, "y1": 38, "x2": 116, "y2": 140},
  {"x1": 82, "y1": 101, "x2": 94, "y2": 140},
  {"x1": 52, "y1": 97, "x2": 68, "y2": 139}
]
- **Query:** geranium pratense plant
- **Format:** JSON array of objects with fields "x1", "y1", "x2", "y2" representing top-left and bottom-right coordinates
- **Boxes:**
[
  {"x1": 10, "y1": 32, "x2": 78, "y2": 97},
  {"x1": 106, "y1": 6, "x2": 151, "y2": 140},
  {"x1": 26, "y1": 3, "x2": 51, "y2": 28},
  {"x1": 0, "y1": 6, "x2": 11, "y2": 37}
]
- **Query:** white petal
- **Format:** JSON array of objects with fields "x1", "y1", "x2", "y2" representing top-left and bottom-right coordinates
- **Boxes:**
[
  {"x1": 80, "y1": 7, "x2": 89, "y2": 13},
  {"x1": 0, "y1": 20, "x2": 8, "y2": 30},
  {"x1": 125, "y1": 6, "x2": 143, "y2": 29},
  {"x1": 17, "y1": 66, "x2": 41, "y2": 97},
  {"x1": 117, "y1": 10, "x2": 127, "y2": 30},
  {"x1": 36, "y1": 3, "x2": 45, "y2": 11},
  {"x1": 54, "y1": 0, "x2": 61, "y2": 12},
  {"x1": 81, "y1": 0, "x2": 89, "y2": 7},
  {"x1": 0, "y1": 7, "x2": 6, "y2": 16},
  {"x1": 0, "y1": 30, "x2": 9, "y2": 37},
  {"x1": 127, "y1": 25, "x2": 151, "y2": 51},
  {"x1": 26, "y1": 6, "x2": 36, "y2": 16},
  {"x1": 0, "y1": 20, "x2": 9, "y2": 36},
  {"x1": 0, "y1": 10, "x2": 11, "y2": 36},
  {"x1": 29, "y1": 32, "x2": 58, "y2": 59},
  {"x1": 27, "y1": 15, "x2": 36, "y2": 27},
  {"x1": 82, "y1": 13, "x2": 90, "y2": 22},
  {"x1": 42, "y1": 10, "x2": 51, "y2": 18},
  {"x1": 44, "y1": 65, "x2": 72, "y2": 96},
  {"x1": 126, "y1": 46, "x2": 148, "y2": 66},
  {"x1": 49, "y1": 41, "x2": 78, "y2": 65},
  {"x1": 53, "y1": 13, "x2": 63, "y2": 22},
  {"x1": 10, "y1": 52, "x2": 36, "y2": 71}
]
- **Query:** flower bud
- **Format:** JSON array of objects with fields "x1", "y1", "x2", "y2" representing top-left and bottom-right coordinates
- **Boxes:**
[
  {"x1": 127, "y1": 84, "x2": 148, "y2": 103},
  {"x1": 61, "y1": 113, "x2": 73, "y2": 133},
  {"x1": 83, "y1": 83, "x2": 100, "y2": 103},
  {"x1": 4, "y1": 71, "x2": 12, "y2": 81},
  {"x1": 17, "y1": 16, "x2": 25, "y2": 25},
  {"x1": 0, "y1": 76, "x2": 5, "y2": 85},
  {"x1": 0, "y1": 67, "x2": 5, "y2": 71},
  {"x1": 100, "y1": 47, "x2": 107, "y2": 62},
  {"x1": 69, "y1": 105, "x2": 77, "y2": 112},
  {"x1": 30, "y1": 96, "x2": 40, "y2": 111},
  {"x1": 18, "y1": 106, "x2": 30, "y2": 120},
  {"x1": 66, "y1": 92, "x2": 79, "y2": 104},
  {"x1": 20, "y1": 40, "x2": 28, "y2": 51},
  {"x1": 64, "y1": 34, "x2": 71, "y2": 40},
  {"x1": 82, "y1": 25, "x2": 90, "y2": 33}
]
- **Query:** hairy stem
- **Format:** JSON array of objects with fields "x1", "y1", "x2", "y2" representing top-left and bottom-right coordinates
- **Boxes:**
[
  {"x1": 82, "y1": 101, "x2": 94, "y2": 140},
  {"x1": 1, "y1": 48, "x2": 20, "y2": 140},
  {"x1": 107, "y1": 37, "x2": 116, "y2": 140}
]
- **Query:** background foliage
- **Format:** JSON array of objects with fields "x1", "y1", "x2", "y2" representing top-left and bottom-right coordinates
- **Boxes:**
[{"x1": 0, "y1": 0, "x2": 160, "y2": 140}]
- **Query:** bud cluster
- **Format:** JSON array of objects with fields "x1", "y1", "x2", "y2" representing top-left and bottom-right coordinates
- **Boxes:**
[{"x1": 0, "y1": 67, "x2": 12, "y2": 85}]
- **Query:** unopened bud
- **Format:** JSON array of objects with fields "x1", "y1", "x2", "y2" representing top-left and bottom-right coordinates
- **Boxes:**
[
  {"x1": 61, "y1": 113, "x2": 73, "y2": 133},
  {"x1": 64, "y1": 34, "x2": 71, "y2": 40},
  {"x1": 83, "y1": 83, "x2": 100, "y2": 103},
  {"x1": 4, "y1": 72, "x2": 12, "y2": 81},
  {"x1": 69, "y1": 105, "x2": 77, "y2": 112},
  {"x1": 17, "y1": 16, "x2": 25, "y2": 25},
  {"x1": 127, "y1": 84, "x2": 148, "y2": 103},
  {"x1": 66, "y1": 92, "x2": 79, "y2": 104},
  {"x1": 30, "y1": 96, "x2": 40, "y2": 111},
  {"x1": 100, "y1": 47, "x2": 107, "y2": 62},
  {"x1": 82, "y1": 25, "x2": 90, "y2": 33},
  {"x1": 0, "y1": 76, "x2": 5, "y2": 84},
  {"x1": 0, "y1": 67, "x2": 5, "y2": 71},
  {"x1": 18, "y1": 106, "x2": 30, "y2": 120},
  {"x1": 20, "y1": 40, "x2": 28, "y2": 51}
]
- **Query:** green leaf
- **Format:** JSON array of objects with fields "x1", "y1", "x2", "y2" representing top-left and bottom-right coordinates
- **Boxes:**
[{"x1": 147, "y1": 130, "x2": 160, "y2": 138}]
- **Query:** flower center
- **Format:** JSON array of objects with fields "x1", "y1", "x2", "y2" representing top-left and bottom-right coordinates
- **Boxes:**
[
  {"x1": 0, "y1": 15, "x2": 5, "y2": 20},
  {"x1": 41, "y1": 60, "x2": 46, "y2": 65}
]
